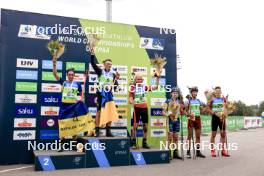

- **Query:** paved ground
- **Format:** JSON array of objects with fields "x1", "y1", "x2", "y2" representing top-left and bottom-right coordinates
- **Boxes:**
[{"x1": 1, "y1": 128, "x2": 264, "y2": 176}]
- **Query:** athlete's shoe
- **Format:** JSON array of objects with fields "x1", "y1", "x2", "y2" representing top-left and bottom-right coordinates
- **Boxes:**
[
  {"x1": 142, "y1": 139, "x2": 150, "y2": 149},
  {"x1": 211, "y1": 149, "x2": 217, "y2": 157},
  {"x1": 196, "y1": 150, "x2": 206, "y2": 158},
  {"x1": 221, "y1": 150, "x2": 230, "y2": 157},
  {"x1": 187, "y1": 150, "x2": 191, "y2": 159},
  {"x1": 106, "y1": 127, "x2": 114, "y2": 137},
  {"x1": 173, "y1": 150, "x2": 183, "y2": 160},
  {"x1": 130, "y1": 138, "x2": 136, "y2": 148},
  {"x1": 95, "y1": 127, "x2": 100, "y2": 137}
]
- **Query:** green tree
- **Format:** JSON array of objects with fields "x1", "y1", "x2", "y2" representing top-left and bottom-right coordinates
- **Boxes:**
[{"x1": 257, "y1": 101, "x2": 264, "y2": 116}]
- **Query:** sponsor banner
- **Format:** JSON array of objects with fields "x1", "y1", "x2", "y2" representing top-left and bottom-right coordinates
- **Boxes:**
[
  {"x1": 16, "y1": 82, "x2": 37, "y2": 92},
  {"x1": 66, "y1": 73, "x2": 85, "y2": 82},
  {"x1": 41, "y1": 83, "x2": 61, "y2": 93},
  {"x1": 112, "y1": 65, "x2": 128, "y2": 74},
  {"x1": 111, "y1": 129, "x2": 128, "y2": 137},
  {"x1": 89, "y1": 63, "x2": 103, "y2": 72},
  {"x1": 150, "y1": 68, "x2": 166, "y2": 76},
  {"x1": 113, "y1": 88, "x2": 128, "y2": 95},
  {"x1": 152, "y1": 86, "x2": 166, "y2": 97},
  {"x1": 41, "y1": 106, "x2": 60, "y2": 116},
  {"x1": 131, "y1": 66, "x2": 147, "y2": 75},
  {"x1": 42, "y1": 60, "x2": 62, "y2": 70},
  {"x1": 14, "y1": 118, "x2": 36, "y2": 128},
  {"x1": 66, "y1": 62, "x2": 85, "y2": 71},
  {"x1": 150, "y1": 98, "x2": 166, "y2": 106},
  {"x1": 151, "y1": 77, "x2": 166, "y2": 86},
  {"x1": 150, "y1": 118, "x2": 166, "y2": 127},
  {"x1": 88, "y1": 107, "x2": 97, "y2": 116},
  {"x1": 40, "y1": 118, "x2": 58, "y2": 128},
  {"x1": 117, "y1": 108, "x2": 128, "y2": 117},
  {"x1": 39, "y1": 130, "x2": 59, "y2": 140},
  {"x1": 113, "y1": 97, "x2": 128, "y2": 106},
  {"x1": 40, "y1": 94, "x2": 61, "y2": 104},
  {"x1": 16, "y1": 70, "x2": 38, "y2": 80},
  {"x1": 117, "y1": 76, "x2": 128, "y2": 85},
  {"x1": 15, "y1": 106, "x2": 37, "y2": 116},
  {"x1": 111, "y1": 119, "x2": 128, "y2": 127},
  {"x1": 15, "y1": 94, "x2": 37, "y2": 104},
  {"x1": 88, "y1": 85, "x2": 97, "y2": 94},
  {"x1": 13, "y1": 130, "x2": 36, "y2": 140},
  {"x1": 16, "y1": 58, "x2": 38, "y2": 68},
  {"x1": 89, "y1": 74, "x2": 98, "y2": 83},
  {"x1": 150, "y1": 108, "x2": 163, "y2": 116},
  {"x1": 42, "y1": 71, "x2": 62, "y2": 81},
  {"x1": 151, "y1": 129, "x2": 166, "y2": 137},
  {"x1": 18, "y1": 24, "x2": 51, "y2": 40},
  {"x1": 130, "y1": 129, "x2": 143, "y2": 137},
  {"x1": 139, "y1": 37, "x2": 165, "y2": 50}
]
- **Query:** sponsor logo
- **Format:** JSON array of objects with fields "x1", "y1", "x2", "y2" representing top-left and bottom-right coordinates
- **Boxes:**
[
  {"x1": 89, "y1": 74, "x2": 98, "y2": 83},
  {"x1": 113, "y1": 97, "x2": 128, "y2": 105},
  {"x1": 151, "y1": 118, "x2": 166, "y2": 127},
  {"x1": 41, "y1": 83, "x2": 61, "y2": 93},
  {"x1": 18, "y1": 24, "x2": 51, "y2": 40},
  {"x1": 40, "y1": 119, "x2": 58, "y2": 128},
  {"x1": 139, "y1": 37, "x2": 165, "y2": 50},
  {"x1": 66, "y1": 62, "x2": 85, "y2": 71},
  {"x1": 117, "y1": 108, "x2": 128, "y2": 117},
  {"x1": 16, "y1": 58, "x2": 38, "y2": 68},
  {"x1": 150, "y1": 68, "x2": 166, "y2": 76},
  {"x1": 160, "y1": 153, "x2": 168, "y2": 160},
  {"x1": 16, "y1": 70, "x2": 38, "y2": 80},
  {"x1": 131, "y1": 66, "x2": 147, "y2": 75},
  {"x1": 41, "y1": 106, "x2": 60, "y2": 116},
  {"x1": 66, "y1": 73, "x2": 85, "y2": 82},
  {"x1": 73, "y1": 156, "x2": 83, "y2": 166},
  {"x1": 88, "y1": 107, "x2": 97, "y2": 116},
  {"x1": 15, "y1": 94, "x2": 37, "y2": 104},
  {"x1": 112, "y1": 130, "x2": 128, "y2": 138},
  {"x1": 14, "y1": 118, "x2": 36, "y2": 128},
  {"x1": 39, "y1": 130, "x2": 59, "y2": 140},
  {"x1": 42, "y1": 71, "x2": 62, "y2": 81},
  {"x1": 151, "y1": 129, "x2": 166, "y2": 137},
  {"x1": 40, "y1": 94, "x2": 61, "y2": 104},
  {"x1": 89, "y1": 85, "x2": 97, "y2": 94},
  {"x1": 89, "y1": 63, "x2": 103, "y2": 72},
  {"x1": 16, "y1": 82, "x2": 37, "y2": 92},
  {"x1": 113, "y1": 87, "x2": 128, "y2": 95},
  {"x1": 42, "y1": 60, "x2": 62, "y2": 70},
  {"x1": 111, "y1": 119, "x2": 128, "y2": 127},
  {"x1": 151, "y1": 77, "x2": 166, "y2": 86},
  {"x1": 151, "y1": 108, "x2": 163, "y2": 116},
  {"x1": 112, "y1": 65, "x2": 128, "y2": 74},
  {"x1": 15, "y1": 106, "x2": 36, "y2": 116},
  {"x1": 13, "y1": 130, "x2": 36, "y2": 140},
  {"x1": 150, "y1": 98, "x2": 166, "y2": 106},
  {"x1": 117, "y1": 76, "x2": 128, "y2": 85}
]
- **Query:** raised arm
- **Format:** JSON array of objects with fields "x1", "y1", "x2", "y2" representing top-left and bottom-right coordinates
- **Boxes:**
[
  {"x1": 91, "y1": 54, "x2": 102, "y2": 76},
  {"x1": 52, "y1": 56, "x2": 60, "y2": 81}
]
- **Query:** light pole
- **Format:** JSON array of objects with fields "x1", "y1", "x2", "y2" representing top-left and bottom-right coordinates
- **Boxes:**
[{"x1": 106, "y1": 0, "x2": 112, "y2": 22}]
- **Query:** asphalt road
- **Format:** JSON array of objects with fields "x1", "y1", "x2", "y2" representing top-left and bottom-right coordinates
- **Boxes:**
[{"x1": 1, "y1": 128, "x2": 264, "y2": 176}]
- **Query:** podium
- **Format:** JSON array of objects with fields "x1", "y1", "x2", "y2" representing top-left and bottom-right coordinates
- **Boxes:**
[{"x1": 33, "y1": 137, "x2": 170, "y2": 171}]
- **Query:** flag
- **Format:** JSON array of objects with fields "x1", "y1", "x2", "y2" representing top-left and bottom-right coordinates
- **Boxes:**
[
  {"x1": 99, "y1": 90, "x2": 118, "y2": 127},
  {"x1": 58, "y1": 101, "x2": 95, "y2": 138}
]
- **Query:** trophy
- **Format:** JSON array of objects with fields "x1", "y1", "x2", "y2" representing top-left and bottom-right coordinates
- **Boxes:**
[
  {"x1": 47, "y1": 40, "x2": 65, "y2": 61},
  {"x1": 169, "y1": 100, "x2": 180, "y2": 121},
  {"x1": 150, "y1": 53, "x2": 167, "y2": 77},
  {"x1": 86, "y1": 32, "x2": 100, "y2": 53}
]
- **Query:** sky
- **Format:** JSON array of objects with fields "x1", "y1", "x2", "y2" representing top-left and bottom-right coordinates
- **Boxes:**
[{"x1": 0, "y1": 0, "x2": 263, "y2": 105}]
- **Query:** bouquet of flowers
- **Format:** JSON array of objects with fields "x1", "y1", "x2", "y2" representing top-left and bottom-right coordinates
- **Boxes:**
[
  {"x1": 47, "y1": 40, "x2": 65, "y2": 60},
  {"x1": 150, "y1": 53, "x2": 167, "y2": 77}
]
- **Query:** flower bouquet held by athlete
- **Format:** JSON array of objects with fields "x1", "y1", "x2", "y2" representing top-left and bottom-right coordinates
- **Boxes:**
[
  {"x1": 184, "y1": 86, "x2": 206, "y2": 159},
  {"x1": 129, "y1": 73, "x2": 160, "y2": 149},
  {"x1": 162, "y1": 87, "x2": 184, "y2": 160}
]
